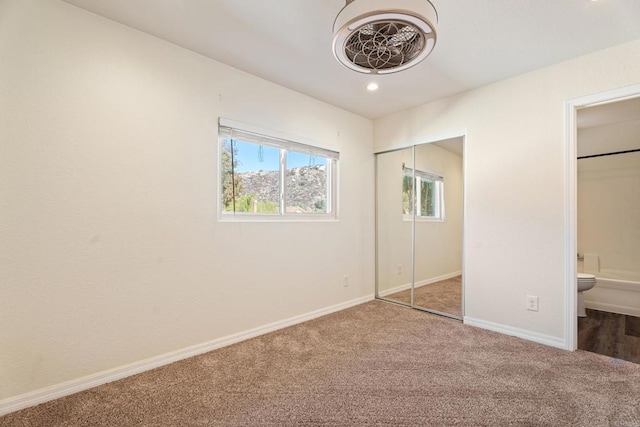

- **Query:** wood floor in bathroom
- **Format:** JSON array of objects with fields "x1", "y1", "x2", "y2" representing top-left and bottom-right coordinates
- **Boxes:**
[{"x1": 578, "y1": 309, "x2": 640, "y2": 364}]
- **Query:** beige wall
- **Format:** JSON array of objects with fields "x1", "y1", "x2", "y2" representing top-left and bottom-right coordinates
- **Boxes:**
[
  {"x1": 374, "y1": 39, "x2": 640, "y2": 341},
  {"x1": 4, "y1": 0, "x2": 640, "y2": 407},
  {"x1": 0, "y1": 0, "x2": 374, "y2": 400},
  {"x1": 377, "y1": 143, "x2": 463, "y2": 294},
  {"x1": 578, "y1": 148, "x2": 640, "y2": 316},
  {"x1": 578, "y1": 122, "x2": 640, "y2": 276},
  {"x1": 578, "y1": 119, "x2": 640, "y2": 158}
]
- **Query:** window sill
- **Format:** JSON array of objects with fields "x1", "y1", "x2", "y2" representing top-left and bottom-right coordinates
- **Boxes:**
[
  {"x1": 402, "y1": 215, "x2": 445, "y2": 223},
  {"x1": 218, "y1": 214, "x2": 339, "y2": 223}
]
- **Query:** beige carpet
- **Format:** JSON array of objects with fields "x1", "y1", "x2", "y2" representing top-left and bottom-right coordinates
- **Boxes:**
[
  {"x1": 387, "y1": 275, "x2": 462, "y2": 317},
  {"x1": 3, "y1": 301, "x2": 640, "y2": 426}
]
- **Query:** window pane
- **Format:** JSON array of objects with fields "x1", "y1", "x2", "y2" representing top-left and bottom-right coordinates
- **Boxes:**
[
  {"x1": 402, "y1": 170, "x2": 442, "y2": 219},
  {"x1": 218, "y1": 122, "x2": 339, "y2": 220},
  {"x1": 420, "y1": 178, "x2": 435, "y2": 217},
  {"x1": 221, "y1": 139, "x2": 280, "y2": 214},
  {"x1": 286, "y1": 150, "x2": 329, "y2": 214},
  {"x1": 402, "y1": 173, "x2": 414, "y2": 215}
]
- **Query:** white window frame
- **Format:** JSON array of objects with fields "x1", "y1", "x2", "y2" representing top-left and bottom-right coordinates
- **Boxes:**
[
  {"x1": 402, "y1": 166, "x2": 445, "y2": 222},
  {"x1": 218, "y1": 118, "x2": 339, "y2": 222}
]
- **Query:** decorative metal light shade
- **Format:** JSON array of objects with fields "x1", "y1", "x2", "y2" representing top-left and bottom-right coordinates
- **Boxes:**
[{"x1": 332, "y1": 0, "x2": 438, "y2": 74}]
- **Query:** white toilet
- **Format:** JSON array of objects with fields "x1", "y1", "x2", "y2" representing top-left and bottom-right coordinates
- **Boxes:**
[{"x1": 577, "y1": 273, "x2": 596, "y2": 317}]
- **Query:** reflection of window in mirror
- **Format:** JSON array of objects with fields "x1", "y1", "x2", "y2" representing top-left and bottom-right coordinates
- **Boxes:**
[{"x1": 402, "y1": 166, "x2": 445, "y2": 221}]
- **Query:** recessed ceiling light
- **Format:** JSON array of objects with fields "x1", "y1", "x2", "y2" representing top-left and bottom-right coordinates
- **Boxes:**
[{"x1": 367, "y1": 83, "x2": 379, "y2": 91}]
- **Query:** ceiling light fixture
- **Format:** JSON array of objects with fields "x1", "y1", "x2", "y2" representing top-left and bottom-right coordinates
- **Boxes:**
[
  {"x1": 367, "y1": 82, "x2": 379, "y2": 91},
  {"x1": 332, "y1": 0, "x2": 438, "y2": 75}
]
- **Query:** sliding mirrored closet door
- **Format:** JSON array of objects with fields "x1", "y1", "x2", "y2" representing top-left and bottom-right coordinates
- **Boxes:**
[
  {"x1": 375, "y1": 139, "x2": 464, "y2": 320},
  {"x1": 376, "y1": 147, "x2": 414, "y2": 307}
]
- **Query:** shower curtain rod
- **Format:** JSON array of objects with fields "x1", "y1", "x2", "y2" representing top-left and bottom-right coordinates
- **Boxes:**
[{"x1": 577, "y1": 148, "x2": 640, "y2": 160}]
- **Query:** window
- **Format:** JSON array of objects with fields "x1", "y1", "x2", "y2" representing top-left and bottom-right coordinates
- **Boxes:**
[
  {"x1": 402, "y1": 166, "x2": 444, "y2": 220},
  {"x1": 219, "y1": 120, "x2": 338, "y2": 219}
]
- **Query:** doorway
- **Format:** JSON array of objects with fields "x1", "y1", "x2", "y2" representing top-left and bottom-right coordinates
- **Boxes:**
[
  {"x1": 565, "y1": 83, "x2": 640, "y2": 350},
  {"x1": 375, "y1": 137, "x2": 465, "y2": 320},
  {"x1": 575, "y1": 96, "x2": 640, "y2": 363}
]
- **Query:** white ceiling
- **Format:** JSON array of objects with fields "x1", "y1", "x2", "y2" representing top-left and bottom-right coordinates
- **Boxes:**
[{"x1": 62, "y1": 0, "x2": 640, "y2": 119}]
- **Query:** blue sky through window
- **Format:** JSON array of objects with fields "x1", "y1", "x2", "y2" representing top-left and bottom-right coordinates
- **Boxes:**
[{"x1": 231, "y1": 140, "x2": 327, "y2": 172}]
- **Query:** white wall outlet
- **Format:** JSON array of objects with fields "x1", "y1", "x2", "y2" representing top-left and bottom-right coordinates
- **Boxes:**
[
  {"x1": 397, "y1": 264, "x2": 403, "y2": 275},
  {"x1": 342, "y1": 275, "x2": 349, "y2": 287},
  {"x1": 526, "y1": 295, "x2": 539, "y2": 312}
]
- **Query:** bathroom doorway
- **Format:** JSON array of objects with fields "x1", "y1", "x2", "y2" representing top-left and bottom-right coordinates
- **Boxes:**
[
  {"x1": 566, "y1": 83, "x2": 640, "y2": 356},
  {"x1": 576, "y1": 96, "x2": 640, "y2": 363},
  {"x1": 375, "y1": 137, "x2": 465, "y2": 320}
]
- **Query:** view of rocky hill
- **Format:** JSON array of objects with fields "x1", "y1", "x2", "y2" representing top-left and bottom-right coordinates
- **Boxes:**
[{"x1": 238, "y1": 165, "x2": 327, "y2": 212}]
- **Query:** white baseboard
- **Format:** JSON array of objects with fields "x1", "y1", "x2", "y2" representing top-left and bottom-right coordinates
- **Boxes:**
[
  {"x1": 585, "y1": 301, "x2": 640, "y2": 317},
  {"x1": 464, "y1": 317, "x2": 568, "y2": 350},
  {"x1": 0, "y1": 294, "x2": 374, "y2": 417},
  {"x1": 378, "y1": 271, "x2": 462, "y2": 297}
]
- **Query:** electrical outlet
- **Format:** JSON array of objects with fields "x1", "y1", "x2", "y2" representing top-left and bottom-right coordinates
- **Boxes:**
[
  {"x1": 343, "y1": 275, "x2": 349, "y2": 287},
  {"x1": 397, "y1": 264, "x2": 403, "y2": 275},
  {"x1": 526, "y1": 295, "x2": 539, "y2": 312}
]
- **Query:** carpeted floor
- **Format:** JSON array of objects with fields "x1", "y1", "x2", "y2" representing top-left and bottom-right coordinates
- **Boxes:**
[
  {"x1": 387, "y1": 275, "x2": 462, "y2": 317},
  {"x1": 3, "y1": 301, "x2": 640, "y2": 426}
]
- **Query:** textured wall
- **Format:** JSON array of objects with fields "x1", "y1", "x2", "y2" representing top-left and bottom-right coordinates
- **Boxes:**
[
  {"x1": 578, "y1": 152, "x2": 640, "y2": 317},
  {"x1": 0, "y1": 0, "x2": 374, "y2": 400},
  {"x1": 374, "y1": 39, "x2": 640, "y2": 341},
  {"x1": 578, "y1": 117, "x2": 640, "y2": 277}
]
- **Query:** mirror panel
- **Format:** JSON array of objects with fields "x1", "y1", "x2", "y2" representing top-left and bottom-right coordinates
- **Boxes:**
[
  {"x1": 412, "y1": 140, "x2": 464, "y2": 318},
  {"x1": 376, "y1": 147, "x2": 414, "y2": 306},
  {"x1": 376, "y1": 138, "x2": 464, "y2": 319}
]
